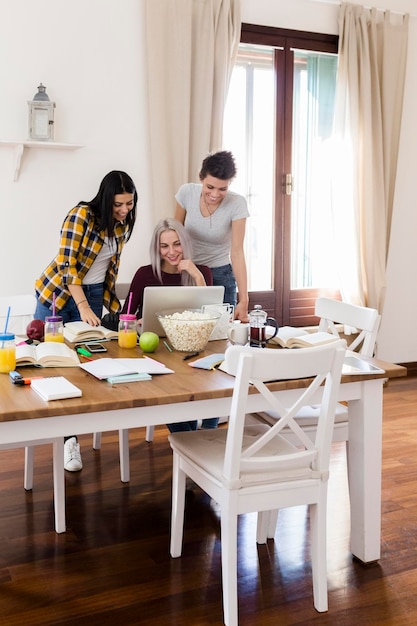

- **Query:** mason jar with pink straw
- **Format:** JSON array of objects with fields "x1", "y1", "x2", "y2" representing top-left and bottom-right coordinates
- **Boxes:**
[
  {"x1": 44, "y1": 293, "x2": 64, "y2": 343},
  {"x1": 118, "y1": 292, "x2": 137, "y2": 349}
]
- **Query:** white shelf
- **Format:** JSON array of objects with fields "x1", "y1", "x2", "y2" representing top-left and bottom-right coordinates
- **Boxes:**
[{"x1": 0, "y1": 140, "x2": 84, "y2": 180}]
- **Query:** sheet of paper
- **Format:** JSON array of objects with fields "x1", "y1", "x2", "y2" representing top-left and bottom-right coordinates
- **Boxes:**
[
  {"x1": 342, "y1": 352, "x2": 385, "y2": 375},
  {"x1": 117, "y1": 357, "x2": 174, "y2": 374},
  {"x1": 79, "y1": 358, "x2": 139, "y2": 380}
]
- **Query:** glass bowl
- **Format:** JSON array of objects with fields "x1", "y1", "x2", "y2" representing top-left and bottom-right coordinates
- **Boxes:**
[{"x1": 156, "y1": 308, "x2": 221, "y2": 352}]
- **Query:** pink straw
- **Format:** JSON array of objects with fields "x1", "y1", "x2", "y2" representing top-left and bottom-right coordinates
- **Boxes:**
[
  {"x1": 52, "y1": 293, "x2": 56, "y2": 316},
  {"x1": 127, "y1": 292, "x2": 133, "y2": 315},
  {"x1": 124, "y1": 292, "x2": 133, "y2": 332}
]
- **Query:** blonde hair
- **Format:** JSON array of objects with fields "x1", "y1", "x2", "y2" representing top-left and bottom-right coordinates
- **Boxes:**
[{"x1": 149, "y1": 218, "x2": 195, "y2": 286}]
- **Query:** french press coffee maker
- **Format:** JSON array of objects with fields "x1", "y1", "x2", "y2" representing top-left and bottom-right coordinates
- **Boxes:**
[{"x1": 249, "y1": 304, "x2": 279, "y2": 348}]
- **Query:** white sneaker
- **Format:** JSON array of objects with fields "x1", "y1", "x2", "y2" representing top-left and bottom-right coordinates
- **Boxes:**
[{"x1": 64, "y1": 437, "x2": 83, "y2": 472}]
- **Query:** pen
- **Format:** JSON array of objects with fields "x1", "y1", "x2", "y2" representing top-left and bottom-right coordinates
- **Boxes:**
[
  {"x1": 163, "y1": 340, "x2": 173, "y2": 353},
  {"x1": 183, "y1": 351, "x2": 201, "y2": 361},
  {"x1": 80, "y1": 355, "x2": 94, "y2": 362}
]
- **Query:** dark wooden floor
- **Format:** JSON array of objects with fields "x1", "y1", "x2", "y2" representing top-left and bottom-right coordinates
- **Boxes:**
[{"x1": 1, "y1": 375, "x2": 417, "y2": 625}]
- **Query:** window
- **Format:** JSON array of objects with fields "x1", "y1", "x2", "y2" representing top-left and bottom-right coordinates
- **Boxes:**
[{"x1": 224, "y1": 25, "x2": 339, "y2": 325}]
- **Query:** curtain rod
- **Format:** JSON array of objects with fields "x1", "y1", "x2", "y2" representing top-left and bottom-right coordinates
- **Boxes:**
[{"x1": 308, "y1": 0, "x2": 414, "y2": 18}]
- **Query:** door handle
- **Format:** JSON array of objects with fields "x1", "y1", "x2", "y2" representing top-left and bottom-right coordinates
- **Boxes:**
[{"x1": 284, "y1": 173, "x2": 293, "y2": 195}]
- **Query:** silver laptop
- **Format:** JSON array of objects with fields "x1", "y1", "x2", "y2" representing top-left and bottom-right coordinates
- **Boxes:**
[{"x1": 141, "y1": 285, "x2": 225, "y2": 336}]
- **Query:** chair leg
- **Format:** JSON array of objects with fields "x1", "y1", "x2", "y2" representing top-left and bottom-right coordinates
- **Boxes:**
[
  {"x1": 119, "y1": 429, "x2": 130, "y2": 483},
  {"x1": 256, "y1": 511, "x2": 269, "y2": 543},
  {"x1": 145, "y1": 425, "x2": 154, "y2": 442},
  {"x1": 221, "y1": 502, "x2": 239, "y2": 626},
  {"x1": 256, "y1": 509, "x2": 279, "y2": 543},
  {"x1": 310, "y1": 495, "x2": 328, "y2": 612},
  {"x1": 24, "y1": 446, "x2": 34, "y2": 491},
  {"x1": 267, "y1": 509, "x2": 279, "y2": 538},
  {"x1": 93, "y1": 432, "x2": 102, "y2": 449},
  {"x1": 170, "y1": 452, "x2": 186, "y2": 558}
]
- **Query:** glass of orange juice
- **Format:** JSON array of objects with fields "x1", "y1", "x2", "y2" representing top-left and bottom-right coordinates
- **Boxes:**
[
  {"x1": 0, "y1": 332, "x2": 16, "y2": 373},
  {"x1": 44, "y1": 316, "x2": 64, "y2": 343},
  {"x1": 118, "y1": 314, "x2": 137, "y2": 349}
]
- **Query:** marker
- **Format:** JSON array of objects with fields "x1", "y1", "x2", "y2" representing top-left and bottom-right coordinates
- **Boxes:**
[
  {"x1": 13, "y1": 376, "x2": 43, "y2": 386},
  {"x1": 77, "y1": 347, "x2": 92, "y2": 357},
  {"x1": 16, "y1": 339, "x2": 34, "y2": 346}
]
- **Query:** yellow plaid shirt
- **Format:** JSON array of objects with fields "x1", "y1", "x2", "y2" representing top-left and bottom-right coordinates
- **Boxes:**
[{"x1": 35, "y1": 205, "x2": 129, "y2": 314}]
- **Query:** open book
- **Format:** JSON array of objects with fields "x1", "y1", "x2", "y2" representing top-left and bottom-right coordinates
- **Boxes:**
[
  {"x1": 16, "y1": 342, "x2": 80, "y2": 367},
  {"x1": 268, "y1": 326, "x2": 339, "y2": 349},
  {"x1": 64, "y1": 321, "x2": 118, "y2": 343}
]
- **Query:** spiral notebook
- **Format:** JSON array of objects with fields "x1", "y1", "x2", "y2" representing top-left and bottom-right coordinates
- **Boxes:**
[{"x1": 31, "y1": 376, "x2": 82, "y2": 401}]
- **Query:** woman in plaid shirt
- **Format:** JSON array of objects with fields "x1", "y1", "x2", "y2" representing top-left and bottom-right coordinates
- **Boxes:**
[{"x1": 34, "y1": 170, "x2": 138, "y2": 471}]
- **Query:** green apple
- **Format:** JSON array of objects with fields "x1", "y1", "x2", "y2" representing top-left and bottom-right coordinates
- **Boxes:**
[{"x1": 139, "y1": 331, "x2": 160, "y2": 353}]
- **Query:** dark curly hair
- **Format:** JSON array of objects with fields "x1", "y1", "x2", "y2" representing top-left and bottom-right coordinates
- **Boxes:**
[{"x1": 199, "y1": 151, "x2": 237, "y2": 181}]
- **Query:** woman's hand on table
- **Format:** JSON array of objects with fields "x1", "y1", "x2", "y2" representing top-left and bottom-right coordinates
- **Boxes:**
[
  {"x1": 80, "y1": 307, "x2": 101, "y2": 326},
  {"x1": 234, "y1": 301, "x2": 249, "y2": 323}
]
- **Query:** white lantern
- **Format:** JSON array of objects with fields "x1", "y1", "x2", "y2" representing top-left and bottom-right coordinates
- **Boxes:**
[{"x1": 28, "y1": 83, "x2": 55, "y2": 141}]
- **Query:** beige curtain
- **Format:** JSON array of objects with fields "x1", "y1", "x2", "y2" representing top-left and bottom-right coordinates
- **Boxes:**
[
  {"x1": 331, "y1": 3, "x2": 408, "y2": 311},
  {"x1": 144, "y1": 0, "x2": 241, "y2": 222}
]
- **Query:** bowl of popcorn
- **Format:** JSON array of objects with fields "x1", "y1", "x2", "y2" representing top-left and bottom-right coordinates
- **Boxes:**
[{"x1": 156, "y1": 308, "x2": 221, "y2": 352}]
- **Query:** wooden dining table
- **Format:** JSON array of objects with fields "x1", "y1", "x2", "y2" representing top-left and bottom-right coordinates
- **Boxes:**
[{"x1": 0, "y1": 338, "x2": 406, "y2": 564}]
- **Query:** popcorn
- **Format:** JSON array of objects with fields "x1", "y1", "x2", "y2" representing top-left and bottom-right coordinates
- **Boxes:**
[{"x1": 157, "y1": 309, "x2": 220, "y2": 352}]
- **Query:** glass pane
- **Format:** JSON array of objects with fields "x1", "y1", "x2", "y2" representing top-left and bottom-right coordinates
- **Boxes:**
[
  {"x1": 224, "y1": 45, "x2": 275, "y2": 291},
  {"x1": 291, "y1": 50, "x2": 338, "y2": 288}
]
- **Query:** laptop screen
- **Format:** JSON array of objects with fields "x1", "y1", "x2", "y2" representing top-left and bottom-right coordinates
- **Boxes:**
[{"x1": 141, "y1": 285, "x2": 225, "y2": 336}]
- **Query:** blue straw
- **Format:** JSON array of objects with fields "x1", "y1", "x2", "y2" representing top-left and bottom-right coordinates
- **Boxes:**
[
  {"x1": 2, "y1": 306, "x2": 11, "y2": 349},
  {"x1": 4, "y1": 306, "x2": 11, "y2": 334}
]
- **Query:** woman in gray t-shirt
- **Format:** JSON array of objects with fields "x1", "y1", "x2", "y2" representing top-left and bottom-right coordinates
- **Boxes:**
[{"x1": 174, "y1": 151, "x2": 249, "y2": 322}]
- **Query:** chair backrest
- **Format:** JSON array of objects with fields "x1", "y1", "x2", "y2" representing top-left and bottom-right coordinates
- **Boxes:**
[
  {"x1": 0, "y1": 295, "x2": 37, "y2": 335},
  {"x1": 115, "y1": 283, "x2": 131, "y2": 303},
  {"x1": 315, "y1": 297, "x2": 381, "y2": 357},
  {"x1": 220, "y1": 341, "x2": 346, "y2": 486}
]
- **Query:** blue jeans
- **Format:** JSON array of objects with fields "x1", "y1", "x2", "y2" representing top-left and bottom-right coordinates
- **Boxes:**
[
  {"x1": 35, "y1": 283, "x2": 104, "y2": 322},
  {"x1": 210, "y1": 264, "x2": 236, "y2": 307},
  {"x1": 167, "y1": 417, "x2": 219, "y2": 433}
]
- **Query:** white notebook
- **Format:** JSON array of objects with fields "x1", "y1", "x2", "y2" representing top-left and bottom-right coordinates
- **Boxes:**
[
  {"x1": 31, "y1": 376, "x2": 82, "y2": 401},
  {"x1": 80, "y1": 357, "x2": 174, "y2": 379}
]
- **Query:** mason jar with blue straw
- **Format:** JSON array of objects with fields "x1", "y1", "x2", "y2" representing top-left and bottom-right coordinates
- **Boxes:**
[{"x1": 0, "y1": 306, "x2": 16, "y2": 373}]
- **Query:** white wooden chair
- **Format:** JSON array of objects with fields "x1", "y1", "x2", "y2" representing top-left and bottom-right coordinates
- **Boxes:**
[
  {"x1": 0, "y1": 294, "x2": 37, "y2": 336},
  {"x1": 169, "y1": 341, "x2": 346, "y2": 625},
  {"x1": 255, "y1": 297, "x2": 381, "y2": 443},
  {"x1": 250, "y1": 298, "x2": 381, "y2": 541},
  {"x1": 0, "y1": 294, "x2": 42, "y2": 490},
  {"x1": 315, "y1": 297, "x2": 380, "y2": 358}
]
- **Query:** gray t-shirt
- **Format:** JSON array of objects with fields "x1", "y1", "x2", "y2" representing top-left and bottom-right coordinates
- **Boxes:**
[{"x1": 175, "y1": 183, "x2": 249, "y2": 267}]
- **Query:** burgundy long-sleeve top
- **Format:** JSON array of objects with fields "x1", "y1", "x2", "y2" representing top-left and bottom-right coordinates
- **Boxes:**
[{"x1": 121, "y1": 264, "x2": 213, "y2": 317}]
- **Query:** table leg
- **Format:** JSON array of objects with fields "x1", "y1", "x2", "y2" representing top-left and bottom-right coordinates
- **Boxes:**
[
  {"x1": 52, "y1": 438, "x2": 66, "y2": 533},
  {"x1": 347, "y1": 378, "x2": 383, "y2": 562}
]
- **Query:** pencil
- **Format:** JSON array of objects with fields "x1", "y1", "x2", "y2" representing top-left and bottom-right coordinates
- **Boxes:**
[{"x1": 163, "y1": 340, "x2": 173, "y2": 353}]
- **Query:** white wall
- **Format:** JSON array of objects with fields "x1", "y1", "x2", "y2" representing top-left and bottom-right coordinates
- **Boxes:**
[
  {"x1": 0, "y1": 0, "x2": 415, "y2": 362},
  {"x1": 0, "y1": 0, "x2": 153, "y2": 293}
]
